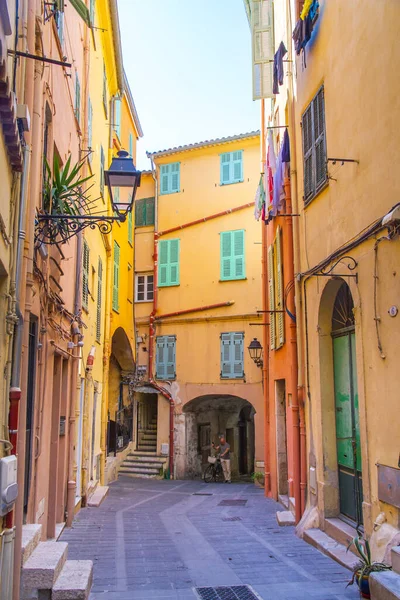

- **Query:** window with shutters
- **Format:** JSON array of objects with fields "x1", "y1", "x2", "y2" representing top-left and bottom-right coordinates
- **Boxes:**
[
  {"x1": 128, "y1": 211, "x2": 133, "y2": 245},
  {"x1": 88, "y1": 98, "x2": 93, "y2": 163},
  {"x1": 114, "y1": 98, "x2": 121, "y2": 140},
  {"x1": 112, "y1": 241, "x2": 120, "y2": 312},
  {"x1": 158, "y1": 239, "x2": 180, "y2": 287},
  {"x1": 82, "y1": 240, "x2": 90, "y2": 311},
  {"x1": 102, "y1": 63, "x2": 108, "y2": 117},
  {"x1": 160, "y1": 162, "x2": 180, "y2": 195},
  {"x1": 156, "y1": 335, "x2": 176, "y2": 380},
  {"x1": 220, "y1": 151, "x2": 244, "y2": 185},
  {"x1": 100, "y1": 145, "x2": 105, "y2": 197},
  {"x1": 135, "y1": 197, "x2": 155, "y2": 227},
  {"x1": 89, "y1": 0, "x2": 95, "y2": 25},
  {"x1": 220, "y1": 230, "x2": 246, "y2": 281},
  {"x1": 302, "y1": 86, "x2": 327, "y2": 204},
  {"x1": 74, "y1": 73, "x2": 81, "y2": 126},
  {"x1": 129, "y1": 133, "x2": 133, "y2": 158},
  {"x1": 220, "y1": 332, "x2": 244, "y2": 379},
  {"x1": 55, "y1": 7, "x2": 64, "y2": 48},
  {"x1": 96, "y1": 257, "x2": 102, "y2": 342},
  {"x1": 135, "y1": 274, "x2": 154, "y2": 302},
  {"x1": 251, "y1": 0, "x2": 275, "y2": 100},
  {"x1": 268, "y1": 227, "x2": 285, "y2": 350}
]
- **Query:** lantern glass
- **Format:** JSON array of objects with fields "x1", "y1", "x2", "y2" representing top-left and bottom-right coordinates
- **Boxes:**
[
  {"x1": 248, "y1": 338, "x2": 263, "y2": 361},
  {"x1": 104, "y1": 150, "x2": 141, "y2": 217}
]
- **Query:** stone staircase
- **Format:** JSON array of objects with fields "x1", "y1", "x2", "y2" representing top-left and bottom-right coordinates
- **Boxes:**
[
  {"x1": 21, "y1": 524, "x2": 93, "y2": 599},
  {"x1": 118, "y1": 417, "x2": 168, "y2": 479},
  {"x1": 137, "y1": 417, "x2": 157, "y2": 453},
  {"x1": 370, "y1": 546, "x2": 400, "y2": 599},
  {"x1": 276, "y1": 494, "x2": 296, "y2": 526}
]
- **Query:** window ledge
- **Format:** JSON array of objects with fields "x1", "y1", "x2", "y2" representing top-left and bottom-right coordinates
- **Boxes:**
[
  {"x1": 159, "y1": 190, "x2": 180, "y2": 196},
  {"x1": 219, "y1": 277, "x2": 247, "y2": 282},
  {"x1": 158, "y1": 283, "x2": 180, "y2": 288},
  {"x1": 135, "y1": 299, "x2": 154, "y2": 304},
  {"x1": 304, "y1": 180, "x2": 329, "y2": 207},
  {"x1": 220, "y1": 180, "x2": 243, "y2": 187},
  {"x1": 220, "y1": 377, "x2": 245, "y2": 381}
]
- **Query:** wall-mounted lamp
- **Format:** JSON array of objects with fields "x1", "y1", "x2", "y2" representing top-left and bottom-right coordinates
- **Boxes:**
[{"x1": 248, "y1": 337, "x2": 263, "y2": 368}]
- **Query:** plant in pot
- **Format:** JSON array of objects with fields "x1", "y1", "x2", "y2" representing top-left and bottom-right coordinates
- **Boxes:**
[
  {"x1": 347, "y1": 535, "x2": 391, "y2": 599},
  {"x1": 252, "y1": 472, "x2": 265, "y2": 488}
]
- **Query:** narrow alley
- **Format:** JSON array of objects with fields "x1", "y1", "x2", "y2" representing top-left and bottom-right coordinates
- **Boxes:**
[{"x1": 61, "y1": 478, "x2": 359, "y2": 600}]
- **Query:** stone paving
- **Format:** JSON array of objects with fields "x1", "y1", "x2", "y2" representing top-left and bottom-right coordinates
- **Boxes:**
[{"x1": 61, "y1": 477, "x2": 360, "y2": 600}]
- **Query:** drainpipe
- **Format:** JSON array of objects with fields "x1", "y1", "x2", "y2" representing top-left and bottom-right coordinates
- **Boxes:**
[
  {"x1": 260, "y1": 99, "x2": 271, "y2": 496},
  {"x1": 100, "y1": 240, "x2": 113, "y2": 484},
  {"x1": 154, "y1": 301, "x2": 235, "y2": 321},
  {"x1": 157, "y1": 203, "x2": 254, "y2": 237}
]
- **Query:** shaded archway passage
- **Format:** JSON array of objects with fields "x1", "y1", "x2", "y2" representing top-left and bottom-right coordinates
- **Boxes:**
[
  {"x1": 107, "y1": 327, "x2": 135, "y2": 455},
  {"x1": 183, "y1": 395, "x2": 255, "y2": 479}
]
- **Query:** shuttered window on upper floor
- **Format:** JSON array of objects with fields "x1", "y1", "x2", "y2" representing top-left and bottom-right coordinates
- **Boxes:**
[
  {"x1": 128, "y1": 211, "x2": 133, "y2": 245},
  {"x1": 129, "y1": 133, "x2": 133, "y2": 158},
  {"x1": 156, "y1": 335, "x2": 176, "y2": 380},
  {"x1": 135, "y1": 197, "x2": 155, "y2": 227},
  {"x1": 220, "y1": 150, "x2": 243, "y2": 185},
  {"x1": 114, "y1": 98, "x2": 121, "y2": 140},
  {"x1": 158, "y1": 239, "x2": 180, "y2": 287},
  {"x1": 220, "y1": 230, "x2": 245, "y2": 281},
  {"x1": 96, "y1": 257, "x2": 102, "y2": 342},
  {"x1": 102, "y1": 63, "x2": 108, "y2": 117},
  {"x1": 302, "y1": 86, "x2": 327, "y2": 204},
  {"x1": 112, "y1": 241, "x2": 120, "y2": 312},
  {"x1": 251, "y1": 0, "x2": 275, "y2": 100},
  {"x1": 160, "y1": 163, "x2": 180, "y2": 195},
  {"x1": 74, "y1": 72, "x2": 81, "y2": 126},
  {"x1": 268, "y1": 226, "x2": 285, "y2": 350},
  {"x1": 82, "y1": 240, "x2": 90, "y2": 311},
  {"x1": 220, "y1": 332, "x2": 244, "y2": 379}
]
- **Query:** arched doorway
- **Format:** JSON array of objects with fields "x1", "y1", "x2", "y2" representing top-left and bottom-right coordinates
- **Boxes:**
[
  {"x1": 183, "y1": 395, "x2": 255, "y2": 479},
  {"x1": 331, "y1": 282, "x2": 363, "y2": 526}
]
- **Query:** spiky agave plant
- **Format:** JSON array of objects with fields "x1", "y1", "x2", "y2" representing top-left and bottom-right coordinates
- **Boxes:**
[{"x1": 347, "y1": 535, "x2": 391, "y2": 587}]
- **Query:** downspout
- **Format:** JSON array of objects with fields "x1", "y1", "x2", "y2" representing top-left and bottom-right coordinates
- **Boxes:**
[
  {"x1": 154, "y1": 301, "x2": 235, "y2": 321},
  {"x1": 100, "y1": 238, "x2": 112, "y2": 484},
  {"x1": 261, "y1": 99, "x2": 271, "y2": 496},
  {"x1": 287, "y1": 0, "x2": 307, "y2": 516},
  {"x1": 157, "y1": 203, "x2": 254, "y2": 237}
]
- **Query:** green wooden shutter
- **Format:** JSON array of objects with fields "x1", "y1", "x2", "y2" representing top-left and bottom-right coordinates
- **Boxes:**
[
  {"x1": 113, "y1": 242, "x2": 120, "y2": 311},
  {"x1": 158, "y1": 240, "x2": 168, "y2": 286},
  {"x1": 69, "y1": 0, "x2": 90, "y2": 25},
  {"x1": 220, "y1": 153, "x2": 232, "y2": 184},
  {"x1": 268, "y1": 245, "x2": 276, "y2": 350},
  {"x1": 135, "y1": 199, "x2": 144, "y2": 226},
  {"x1": 129, "y1": 133, "x2": 133, "y2": 157},
  {"x1": 156, "y1": 336, "x2": 166, "y2": 379},
  {"x1": 168, "y1": 239, "x2": 180, "y2": 285},
  {"x1": 232, "y1": 332, "x2": 244, "y2": 378},
  {"x1": 233, "y1": 229, "x2": 245, "y2": 279},
  {"x1": 114, "y1": 98, "x2": 121, "y2": 140},
  {"x1": 302, "y1": 104, "x2": 313, "y2": 202},
  {"x1": 145, "y1": 198, "x2": 155, "y2": 226},
  {"x1": 74, "y1": 73, "x2": 81, "y2": 125},
  {"x1": 220, "y1": 333, "x2": 232, "y2": 378},
  {"x1": 96, "y1": 257, "x2": 102, "y2": 342},
  {"x1": 100, "y1": 146, "x2": 105, "y2": 196},
  {"x1": 232, "y1": 150, "x2": 243, "y2": 182},
  {"x1": 171, "y1": 163, "x2": 180, "y2": 193},
  {"x1": 82, "y1": 240, "x2": 89, "y2": 310},
  {"x1": 160, "y1": 164, "x2": 170, "y2": 194},
  {"x1": 89, "y1": 0, "x2": 95, "y2": 25},
  {"x1": 220, "y1": 231, "x2": 232, "y2": 280},
  {"x1": 314, "y1": 87, "x2": 327, "y2": 191},
  {"x1": 251, "y1": 0, "x2": 275, "y2": 100},
  {"x1": 275, "y1": 227, "x2": 284, "y2": 348},
  {"x1": 128, "y1": 210, "x2": 133, "y2": 245},
  {"x1": 166, "y1": 336, "x2": 176, "y2": 379}
]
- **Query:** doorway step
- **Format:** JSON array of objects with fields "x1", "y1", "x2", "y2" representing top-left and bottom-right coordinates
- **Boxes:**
[
  {"x1": 302, "y1": 518, "x2": 360, "y2": 571},
  {"x1": 276, "y1": 494, "x2": 296, "y2": 526},
  {"x1": 21, "y1": 524, "x2": 93, "y2": 599},
  {"x1": 370, "y1": 547, "x2": 400, "y2": 599},
  {"x1": 137, "y1": 417, "x2": 157, "y2": 453},
  {"x1": 118, "y1": 451, "x2": 168, "y2": 479}
]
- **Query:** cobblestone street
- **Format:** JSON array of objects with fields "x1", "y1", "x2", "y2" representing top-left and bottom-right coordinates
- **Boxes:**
[{"x1": 61, "y1": 478, "x2": 359, "y2": 600}]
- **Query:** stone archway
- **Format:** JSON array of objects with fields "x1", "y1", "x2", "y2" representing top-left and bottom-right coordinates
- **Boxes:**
[{"x1": 183, "y1": 395, "x2": 255, "y2": 479}]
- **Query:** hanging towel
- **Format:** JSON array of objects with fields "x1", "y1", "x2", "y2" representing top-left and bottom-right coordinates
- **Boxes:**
[
  {"x1": 254, "y1": 185, "x2": 261, "y2": 221},
  {"x1": 273, "y1": 41, "x2": 288, "y2": 95},
  {"x1": 254, "y1": 175, "x2": 265, "y2": 221},
  {"x1": 300, "y1": 0, "x2": 313, "y2": 20},
  {"x1": 282, "y1": 128, "x2": 290, "y2": 163},
  {"x1": 267, "y1": 130, "x2": 277, "y2": 173}
]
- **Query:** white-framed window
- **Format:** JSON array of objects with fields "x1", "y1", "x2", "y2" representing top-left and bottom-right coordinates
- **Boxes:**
[{"x1": 135, "y1": 274, "x2": 154, "y2": 302}]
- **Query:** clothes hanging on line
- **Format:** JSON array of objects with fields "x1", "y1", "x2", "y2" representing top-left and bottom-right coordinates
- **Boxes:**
[
  {"x1": 273, "y1": 41, "x2": 287, "y2": 95},
  {"x1": 300, "y1": 0, "x2": 313, "y2": 20},
  {"x1": 254, "y1": 174, "x2": 266, "y2": 221},
  {"x1": 271, "y1": 128, "x2": 290, "y2": 217},
  {"x1": 293, "y1": 0, "x2": 319, "y2": 66}
]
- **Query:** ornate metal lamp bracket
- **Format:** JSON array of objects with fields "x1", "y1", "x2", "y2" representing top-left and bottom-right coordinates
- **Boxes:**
[
  {"x1": 35, "y1": 214, "x2": 123, "y2": 245},
  {"x1": 312, "y1": 255, "x2": 358, "y2": 283}
]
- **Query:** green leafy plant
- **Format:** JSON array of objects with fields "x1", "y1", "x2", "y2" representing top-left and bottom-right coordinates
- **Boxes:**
[
  {"x1": 252, "y1": 471, "x2": 265, "y2": 483},
  {"x1": 347, "y1": 535, "x2": 391, "y2": 588},
  {"x1": 43, "y1": 153, "x2": 94, "y2": 216}
]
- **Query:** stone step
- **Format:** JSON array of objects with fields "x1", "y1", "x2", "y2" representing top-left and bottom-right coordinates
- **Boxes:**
[
  {"x1": 138, "y1": 439, "x2": 157, "y2": 446},
  {"x1": 278, "y1": 494, "x2": 289, "y2": 510},
  {"x1": 52, "y1": 560, "x2": 93, "y2": 600},
  {"x1": 289, "y1": 496, "x2": 296, "y2": 513},
  {"x1": 119, "y1": 472, "x2": 159, "y2": 479},
  {"x1": 139, "y1": 434, "x2": 157, "y2": 441},
  {"x1": 123, "y1": 460, "x2": 164, "y2": 470},
  {"x1": 137, "y1": 445, "x2": 157, "y2": 452},
  {"x1": 22, "y1": 542, "x2": 68, "y2": 591},
  {"x1": 324, "y1": 517, "x2": 358, "y2": 556},
  {"x1": 303, "y1": 528, "x2": 359, "y2": 571},
  {"x1": 21, "y1": 524, "x2": 42, "y2": 566},
  {"x1": 392, "y1": 547, "x2": 400, "y2": 575},
  {"x1": 127, "y1": 453, "x2": 166, "y2": 463},
  {"x1": 87, "y1": 486, "x2": 109, "y2": 508},
  {"x1": 276, "y1": 511, "x2": 296, "y2": 526},
  {"x1": 120, "y1": 465, "x2": 161, "y2": 475},
  {"x1": 370, "y1": 571, "x2": 400, "y2": 600}
]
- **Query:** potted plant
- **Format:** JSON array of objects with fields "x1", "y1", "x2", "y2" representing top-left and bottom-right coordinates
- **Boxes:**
[
  {"x1": 347, "y1": 535, "x2": 392, "y2": 599},
  {"x1": 252, "y1": 472, "x2": 265, "y2": 488}
]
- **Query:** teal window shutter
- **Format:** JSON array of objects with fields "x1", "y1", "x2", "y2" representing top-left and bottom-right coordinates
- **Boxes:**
[
  {"x1": 129, "y1": 133, "x2": 133, "y2": 157},
  {"x1": 156, "y1": 335, "x2": 176, "y2": 380},
  {"x1": 135, "y1": 198, "x2": 155, "y2": 227},
  {"x1": 102, "y1": 63, "x2": 107, "y2": 116},
  {"x1": 113, "y1": 242, "x2": 120, "y2": 311},
  {"x1": 160, "y1": 163, "x2": 180, "y2": 195},
  {"x1": 128, "y1": 210, "x2": 133, "y2": 244},
  {"x1": 158, "y1": 239, "x2": 180, "y2": 287},
  {"x1": 82, "y1": 240, "x2": 90, "y2": 310},
  {"x1": 114, "y1": 98, "x2": 121, "y2": 140},
  {"x1": 74, "y1": 73, "x2": 81, "y2": 125},
  {"x1": 220, "y1": 332, "x2": 244, "y2": 379},
  {"x1": 145, "y1": 198, "x2": 155, "y2": 226},
  {"x1": 69, "y1": 0, "x2": 90, "y2": 25},
  {"x1": 100, "y1": 145, "x2": 105, "y2": 196},
  {"x1": 88, "y1": 98, "x2": 93, "y2": 161},
  {"x1": 135, "y1": 199, "x2": 144, "y2": 227},
  {"x1": 220, "y1": 230, "x2": 245, "y2": 281},
  {"x1": 96, "y1": 257, "x2": 102, "y2": 342},
  {"x1": 220, "y1": 151, "x2": 243, "y2": 184},
  {"x1": 89, "y1": 0, "x2": 95, "y2": 25}
]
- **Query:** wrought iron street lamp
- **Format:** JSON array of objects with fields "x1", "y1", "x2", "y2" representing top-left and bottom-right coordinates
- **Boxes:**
[
  {"x1": 248, "y1": 337, "x2": 263, "y2": 368},
  {"x1": 35, "y1": 150, "x2": 141, "y2": 244}
]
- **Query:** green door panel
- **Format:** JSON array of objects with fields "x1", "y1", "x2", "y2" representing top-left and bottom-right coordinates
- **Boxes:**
[
  {"x1": 351, "y1": 333, "x2": 362, "y2": 472},
  {"x1": 333, "y1": 336, "x2": 354, "y2": 469}
]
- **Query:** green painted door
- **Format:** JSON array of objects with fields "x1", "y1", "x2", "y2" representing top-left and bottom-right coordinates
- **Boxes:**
[{"x1": 333, "y1": 331, "x2": 363, "y2": 525}]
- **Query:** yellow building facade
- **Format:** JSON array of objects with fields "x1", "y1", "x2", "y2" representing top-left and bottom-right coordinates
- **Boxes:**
[{"x1": 131, "y1": 133, "x2": 265, "y2": 480}]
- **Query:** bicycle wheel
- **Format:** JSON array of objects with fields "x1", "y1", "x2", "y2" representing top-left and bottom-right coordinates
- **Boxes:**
[{"x1": 203, "y1": 464, "x2": 215, "y2": 483}]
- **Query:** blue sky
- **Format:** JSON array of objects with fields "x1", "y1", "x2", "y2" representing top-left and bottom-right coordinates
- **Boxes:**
[{"x1": 118, "y1": 0, "x2": 259, "y2": 169}]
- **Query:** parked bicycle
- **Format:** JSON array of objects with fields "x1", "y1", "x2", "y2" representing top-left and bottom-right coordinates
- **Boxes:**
[{"x1": 203, "y1": 454, "x2": 223, "y2": 483}]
